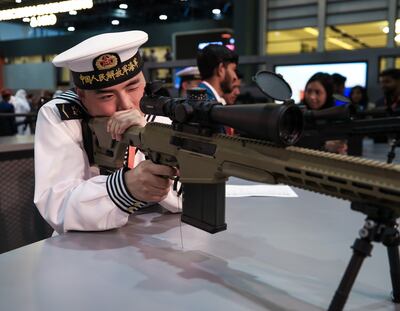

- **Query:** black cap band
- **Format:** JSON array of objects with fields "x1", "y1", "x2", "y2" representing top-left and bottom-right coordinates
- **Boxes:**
[{"x1": 71, "y1": 52, "x2": 143, "y2": 90}]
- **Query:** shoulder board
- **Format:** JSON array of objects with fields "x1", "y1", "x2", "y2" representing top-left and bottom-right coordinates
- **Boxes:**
[
  {"x1": 55, "y1": 89, "x2": 88, "y2": 120},
  {"x1": 56, "y1": 102, "x2": 86, "y2": 120}
]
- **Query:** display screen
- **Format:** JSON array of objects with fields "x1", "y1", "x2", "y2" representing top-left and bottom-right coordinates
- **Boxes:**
[
  {"x1": 174, "y1": 29, "x2": 234, "y2": 60},
  {"x1": 274, "y1": 62, "x2": 368, "y2": 104}
]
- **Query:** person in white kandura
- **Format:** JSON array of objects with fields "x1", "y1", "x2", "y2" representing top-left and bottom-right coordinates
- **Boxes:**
[{"x1": 34, "y1": 30, "x2": 180, "y2": 234}]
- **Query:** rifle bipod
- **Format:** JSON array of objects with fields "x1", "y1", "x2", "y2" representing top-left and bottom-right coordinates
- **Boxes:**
[
  {"x1": 387, "y1": 135, "x2": 400, "y2": 164},
  {"x1": 328, "y1": 202, "x2": 400, "y2": 311}
]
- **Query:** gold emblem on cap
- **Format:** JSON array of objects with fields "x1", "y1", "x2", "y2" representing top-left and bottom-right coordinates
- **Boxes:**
[{"x1": 94, "y1": 54, "x2": 119, "y2": 70}]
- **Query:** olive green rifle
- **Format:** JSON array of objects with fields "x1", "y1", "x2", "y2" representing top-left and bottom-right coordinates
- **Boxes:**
[
  {"x1": 89, "y1": 77, "x2": 400, "y2": 311},
  {"x1": 88, "y1": 101, "x2": 400, "y2": 234},
  {"x1": 89, "y1": 113, "x2": 400, "y2": 310}
]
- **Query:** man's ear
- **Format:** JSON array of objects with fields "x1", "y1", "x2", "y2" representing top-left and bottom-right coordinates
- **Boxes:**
[
  {"x1": 216, "y1": 62, "x2": 225, "y2": 78},
  {"x1": 76, "y1": 88, "x2": 85, "y2": 100}
]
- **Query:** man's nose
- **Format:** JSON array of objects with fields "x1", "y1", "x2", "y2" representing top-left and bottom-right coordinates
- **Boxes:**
[{"x1": 117, "y1": 93, "x2": 132, "y2": 111}]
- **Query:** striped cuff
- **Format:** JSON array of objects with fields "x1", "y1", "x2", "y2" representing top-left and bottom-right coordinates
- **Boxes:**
[{"x1": 106, "y1": 167, "x2": 147, "y2": 214}]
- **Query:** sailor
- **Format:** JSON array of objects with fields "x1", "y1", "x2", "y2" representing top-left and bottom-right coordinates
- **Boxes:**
[
  {"x1": 34, "y1": 30, "x2": 180, "y2": 234},
  {"x1": 176, "y1": 66, "x2": 201, "y2": 97}
]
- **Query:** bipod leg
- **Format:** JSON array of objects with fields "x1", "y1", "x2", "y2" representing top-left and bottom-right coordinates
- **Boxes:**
[
  {"x1": 328, "y1": 237, "x2": 373, "y2": 311},
  {"x1": 383, "y1": 220, "x2": 400, "y2": 303},
  {"x1": 387, "y1": 137, "x2": 400, "y2": 164},
  {"x1": 387, "y1": 246, "x2": 400, "y2": 302}
]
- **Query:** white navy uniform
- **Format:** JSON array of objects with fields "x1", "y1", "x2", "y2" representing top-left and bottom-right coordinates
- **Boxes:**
[
  {"x1": 34, "y1": 90, "x2": 180, "y2": 234},
  {"x1": 34, "y1": 30, "x2": 180, "y2": 234}
]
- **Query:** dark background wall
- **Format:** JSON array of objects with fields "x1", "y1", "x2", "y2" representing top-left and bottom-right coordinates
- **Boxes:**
[{"x1": 0, "y1": 19, "x2": 231, "y2": 57}]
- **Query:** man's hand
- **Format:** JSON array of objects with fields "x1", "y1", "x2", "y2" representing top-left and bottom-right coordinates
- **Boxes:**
[
  {"x1": 124, "y1": 160, "x2": 178, "y2": 202},
  {"x1": 107, "y1": 110, "x2": 146, "y2": 141},
  {"x1": 324, "y1": 140, "x2": 348, "y2": 155}
]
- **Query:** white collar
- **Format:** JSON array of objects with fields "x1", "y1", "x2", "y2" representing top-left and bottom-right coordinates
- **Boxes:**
[{"x1": 201, "y1": 81, "x2": 227, "y2": 106}]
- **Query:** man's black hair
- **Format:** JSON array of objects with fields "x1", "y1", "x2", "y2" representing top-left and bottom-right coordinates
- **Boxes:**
[
  {"x1": 332, "y1": 73, "x2": 347, "y2": 85},
  {"x1": 196, "y1": 44, "x2": 238, "y2": 80},
  {"x1": 379, "y1": 68, "x2": 400, "y2": 80}
]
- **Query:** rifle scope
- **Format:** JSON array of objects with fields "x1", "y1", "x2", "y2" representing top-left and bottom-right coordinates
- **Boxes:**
[
  {"x1": 303, "y1": 105, "x2": 351, "y2": 123},
  {"x1": 140, "y1": 88, "x2": 303, "y2": 146}
]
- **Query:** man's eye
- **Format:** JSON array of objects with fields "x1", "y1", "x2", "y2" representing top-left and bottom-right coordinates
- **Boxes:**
[
  {"x1": 99, "y1": 94, "x2": 113, "y2": 100},
  {"x1": 126, "y1": 86, "x2": 138, "y2": 93}
]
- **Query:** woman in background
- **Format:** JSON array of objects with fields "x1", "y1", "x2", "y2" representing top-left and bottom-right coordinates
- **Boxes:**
[
  {"x1": 349, "y1": 85, "x2": 375, "y2": 112},
  {"x1": 297, "y1": 72, "x2": 347, "y2": 154}
]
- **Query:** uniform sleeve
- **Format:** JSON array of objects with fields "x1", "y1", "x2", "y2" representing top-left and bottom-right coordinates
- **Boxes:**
[{"x1": 34, "y1": 102, "x2": 130, "y2": 233}]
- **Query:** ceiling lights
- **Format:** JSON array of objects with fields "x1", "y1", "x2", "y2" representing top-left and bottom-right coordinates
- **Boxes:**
[
  {"x1": 303, "y1": 27, "x2": 354, "y2": 50},
  {"x1": 30, "y1": 14, "x2": 57, "y2": 27},
  {"x1": 382, "y1": 20, "x2": 400, "y2": 34},
  {"x1": 0, "y1": 0, "x2": 93, "y2": 21}
]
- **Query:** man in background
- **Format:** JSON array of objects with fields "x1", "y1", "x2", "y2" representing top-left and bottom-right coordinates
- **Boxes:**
[
  {"x1": 176, "y1": 66, "x2": 201, "y2": 97},
  {"x1": 332, "y1": 73, "x2": 347, "y2": 96},
  {"x1": 196, "y1": 44, "x2": 238, "y2": 105},
  {"x1": 376, "y1": 68, "x2": 400, "y2": 111},
  {"x1": 0, "y1": 89, "x2": 17, "y2": 136}
]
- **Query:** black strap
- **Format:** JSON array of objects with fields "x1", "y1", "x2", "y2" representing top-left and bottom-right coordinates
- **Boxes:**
[{"x1": 81, "y1": 117, "x2": 94, "y2": 166}]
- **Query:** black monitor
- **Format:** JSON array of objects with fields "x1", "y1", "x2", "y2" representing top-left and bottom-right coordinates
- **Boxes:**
[{"x1": 173, "y1": 28, "x2": 235, "y2": 60}]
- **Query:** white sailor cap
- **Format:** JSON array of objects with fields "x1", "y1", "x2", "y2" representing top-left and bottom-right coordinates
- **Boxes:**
[
  {"x1": 176, "y1": 66, "x2": 201, "y2": 81},
  {"x1": 53, "y1": 30, "x2": 148, "y2": 90}
]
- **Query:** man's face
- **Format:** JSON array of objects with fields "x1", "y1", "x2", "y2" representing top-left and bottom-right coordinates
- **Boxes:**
[
  {"x1": 224, "y1": 79, "x2": 241, "y2": 105},
  {"x1": 220, "y1": 62, "x2": 238, "y2": 94},
  {"x1": 186, "y1": 79, "x2": 201, "y2": 90},
  {"x1": 334, "y1": 83, "x2": 345, "y2": 95},
  {"x1": 77, "y1": 72, "x2": 146, "y2": 117},
  {"x1": 379, "y1": 75, "x2": 398, "y2": 95},
  {"x1": 181, "y1": 78, "x2": 201, "y2": 96}
]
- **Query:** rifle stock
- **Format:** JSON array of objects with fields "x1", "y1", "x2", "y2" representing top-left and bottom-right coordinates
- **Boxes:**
[{"x1": 89, "y1": 118, "x2": 400, "y2": 233}]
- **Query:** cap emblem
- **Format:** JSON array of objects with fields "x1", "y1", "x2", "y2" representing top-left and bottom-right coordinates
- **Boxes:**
[{"x1": 94, "y1": 53, "x2": 119, "y2": 70}]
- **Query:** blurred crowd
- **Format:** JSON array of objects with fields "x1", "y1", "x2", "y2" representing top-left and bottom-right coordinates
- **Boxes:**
[{"x1": 0, "y1": 88, "x2": 62, "y2": 136}]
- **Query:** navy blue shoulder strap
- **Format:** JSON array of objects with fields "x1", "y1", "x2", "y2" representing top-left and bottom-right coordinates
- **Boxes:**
[{"x1": 55, "y1": 89, "x2": 94, "y2": 165}]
